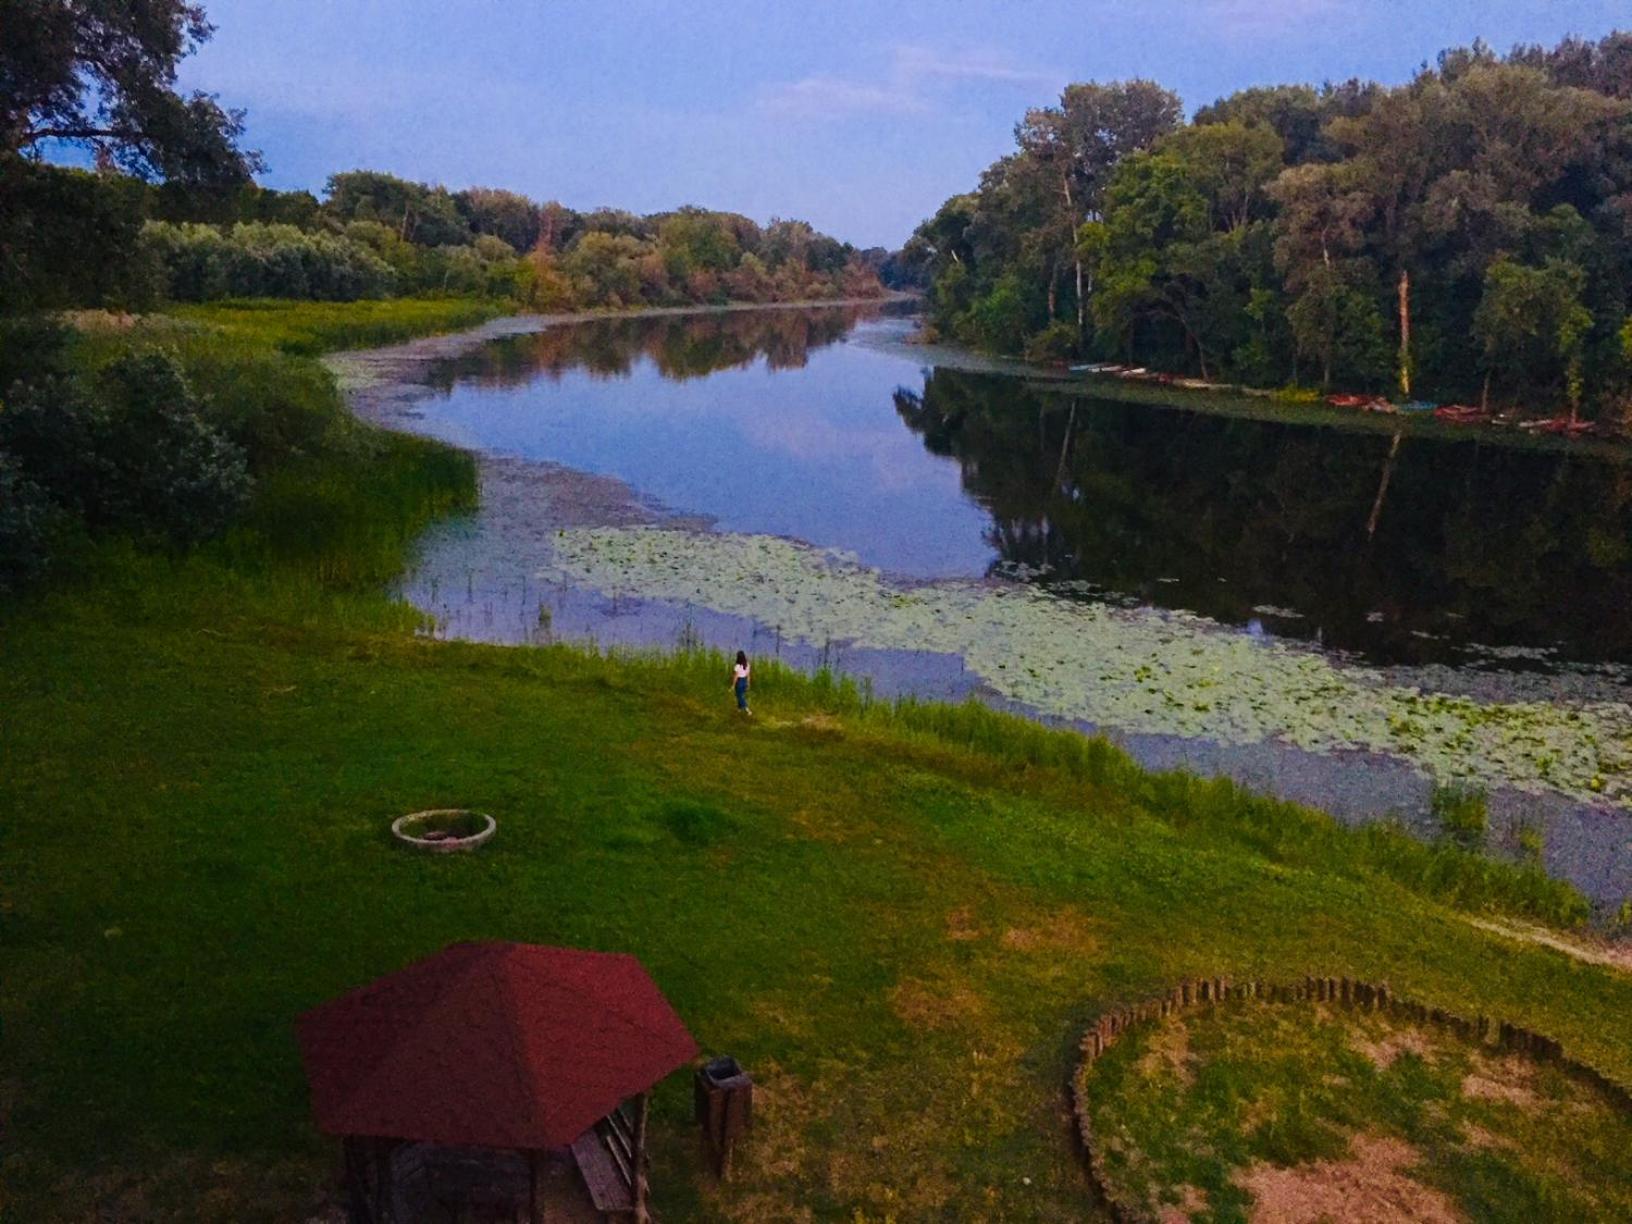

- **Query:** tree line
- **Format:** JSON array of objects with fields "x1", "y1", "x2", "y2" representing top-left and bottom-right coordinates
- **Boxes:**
[
  {"x1": 1, "y1": 4, "x2": 890, "y2": 314},
  {"x1": 905, "y1": 33, "x2": 1632, "y2": 420},
  {"x1": 1, "y1": 162, "x2": 893, "y2": 312}
]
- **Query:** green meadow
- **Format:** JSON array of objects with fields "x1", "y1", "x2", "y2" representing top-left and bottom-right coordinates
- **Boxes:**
[{"x1": 3, "y1": 301, "x2": 1630, "y2": 1221}]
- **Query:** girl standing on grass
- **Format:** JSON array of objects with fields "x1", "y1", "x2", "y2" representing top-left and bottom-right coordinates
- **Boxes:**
[{"x1": 731, "y1": 650, "x2": 751, "y2": 715}]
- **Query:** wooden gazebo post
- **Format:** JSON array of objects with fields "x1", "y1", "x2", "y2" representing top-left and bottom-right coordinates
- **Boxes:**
[{"x1": 632, "y1": 1092, "x2": 650, "y2": 1223}]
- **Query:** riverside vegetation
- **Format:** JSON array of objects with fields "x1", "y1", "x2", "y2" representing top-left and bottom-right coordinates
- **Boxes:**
[
  {"x1": 904, "y1": 32, "x2": 1632, "y2": 428},
  {"x1": 3, "y1": 299, "x2": 1631, "y2": 1220}
]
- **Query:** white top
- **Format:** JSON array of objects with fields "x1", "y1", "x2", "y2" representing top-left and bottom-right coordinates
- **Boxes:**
[{"x1": 733, "y1": 663, "x2": 750, "y2": 681}]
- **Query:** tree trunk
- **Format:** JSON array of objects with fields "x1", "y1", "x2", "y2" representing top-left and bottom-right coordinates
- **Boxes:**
[
  {"x1": 1481, "y1": 370, "x2": 1491, "y2": 412},
  {"x1": 1075, "y1": 256, "x2": 1086, "y2": 341},
  {"x1": 1063, "y1": 173, "x2": 1087, "y2": 342},
  {"x1": 1367, "y1": 431, "x2": 1403, "y2": 540},
  {"x1": 1055, "y1": 400, "x2": 1077, "y2": 491},
  {"x1": 1397, "y1": 267, "x2": 1412, "y2": 400}
]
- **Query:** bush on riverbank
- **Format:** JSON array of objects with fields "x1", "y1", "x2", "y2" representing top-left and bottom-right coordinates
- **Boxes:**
[{"x1": 0, "y1": 300, "x2": 484, "y2": 598}]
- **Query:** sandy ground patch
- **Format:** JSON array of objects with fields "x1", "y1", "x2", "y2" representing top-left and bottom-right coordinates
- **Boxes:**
[
  {"x1": 1348, "y1": 1025, "x2": 1434, "y2": 1069},
  {"x1": 944, "y1": 905, "x2": 983, "y2": 942},
  {"x1": 1460, "y1": 1056, "x2": 1539, "y2": 1108},
  {"x1": 998, "y1": 904, "x2": 1101, "y2": 956},
  {"x1": 1138, "y1": 1017, "x2": 1196, "y2": 1086},
  {"x1": 889, "y1": 976, "x2": 989, "y2": 1030},
  {"x1": 1237, "y1": 1133, "x2": 1465, "y2": 1223},
  {"x1": 1159, "y1": 1182, "x2": 1210, "y2": 1223}
]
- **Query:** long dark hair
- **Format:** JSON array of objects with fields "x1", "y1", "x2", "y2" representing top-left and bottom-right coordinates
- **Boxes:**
[{"x1": 735, "y1": 650, "x2": 748, "y2": 667}]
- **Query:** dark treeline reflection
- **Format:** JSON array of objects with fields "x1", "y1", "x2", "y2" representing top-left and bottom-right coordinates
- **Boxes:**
[
  {"x1": 428, "y1": 304, "x2": 880, "y2": 390},
  {"x1": 896, "y1": 369, "x2": 1632, "y2": 664}
]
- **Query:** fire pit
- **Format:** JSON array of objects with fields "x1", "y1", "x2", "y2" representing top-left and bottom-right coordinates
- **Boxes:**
[{"x1": 391, "y1": 809, "x2": 496, "y2": 853}]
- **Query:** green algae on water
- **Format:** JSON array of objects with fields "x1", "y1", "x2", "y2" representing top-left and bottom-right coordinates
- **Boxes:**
[{"x1": 543, "y1": 525, "x2": 1632, "y2": 809}]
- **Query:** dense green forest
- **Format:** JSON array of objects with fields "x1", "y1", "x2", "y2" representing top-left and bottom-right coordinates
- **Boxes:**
[
  {"x1": 907, "y1": 33, "x2": 1632, "y2": 421},
  {"x1": 1, "y1": 162, "x2": 894, "y2": 313}
]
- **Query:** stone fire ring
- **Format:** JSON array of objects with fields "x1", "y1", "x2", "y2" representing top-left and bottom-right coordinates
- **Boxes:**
[{"x1": 391, "y1": 809, "x2": 496, "y2": 853}]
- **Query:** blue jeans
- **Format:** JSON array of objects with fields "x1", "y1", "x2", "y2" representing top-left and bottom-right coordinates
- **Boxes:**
[{"x1": 735, "y1": 679, "x2": 749, "y2": 710}]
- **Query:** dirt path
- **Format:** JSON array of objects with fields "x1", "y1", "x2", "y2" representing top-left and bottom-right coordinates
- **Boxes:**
[{"x1": 1464, "y1": 916, "x2": 1632, "y2": 974}]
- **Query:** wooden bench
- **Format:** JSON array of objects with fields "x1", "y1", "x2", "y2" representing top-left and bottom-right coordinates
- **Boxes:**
[{"x1": 570, "y1": 1102, "x2": 639, "y2": 1218}]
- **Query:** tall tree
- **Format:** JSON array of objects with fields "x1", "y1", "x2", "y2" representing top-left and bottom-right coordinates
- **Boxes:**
[
  {"x1": 454, "y1": 187, "x2": 540, "y2": 253},
  {"x1": 1473, "y1": 257, "x2": 1593, "y2": 413},
  {"x1": 1093, "y1": 122, "x2": 1284, "y2": 378},
  {"x1": 1015, "y1": 80, "x2": 1182, "y2": 341},
  {"x1": 1, "y1": 0, "x2": 258, "y2": 182}
]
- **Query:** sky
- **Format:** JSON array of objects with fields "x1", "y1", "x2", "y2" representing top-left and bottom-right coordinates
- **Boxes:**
[{"x1": 171, "y1": 0, "x2": 1630, "y2": 249}]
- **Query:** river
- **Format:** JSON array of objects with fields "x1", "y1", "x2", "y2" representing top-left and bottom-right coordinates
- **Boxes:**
[{"x1": 332, "y1": 303, "x2": 1632, "y2": 914}]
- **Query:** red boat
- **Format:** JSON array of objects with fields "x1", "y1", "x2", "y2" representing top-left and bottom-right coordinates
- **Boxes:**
[
  {"x1": 1433, "y1": 404, "x2": 1492, "y2": 425},
  {"x1": 1514, "y1": 417, "x2": 1592, "y2": 437},
  {"x1": 1327, "y1": 394, "x2": 1370, "y2": 408}
]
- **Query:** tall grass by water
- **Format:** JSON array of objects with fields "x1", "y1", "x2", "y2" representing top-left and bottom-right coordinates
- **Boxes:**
[
  {"x1": 168, "y1": 296, "x2": 505, "y2": 355},
  {"x1": 567, "y1": 642, "x2": 1593, "y2": 931}
]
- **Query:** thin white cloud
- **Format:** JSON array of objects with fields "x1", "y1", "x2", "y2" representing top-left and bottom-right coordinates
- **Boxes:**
[
  {"x1": 1199, "y1": 0, "x2": 1339, "y2": 36},
  {"x1": 761, "y1": 75, "x2": 930, "y2": 120},
  {"x1": 890, "y1": 46, "x2": 1055, "y2": 86},
  {"x1": 759, "y1": 45, "x2": 1055, "y2": 120}
]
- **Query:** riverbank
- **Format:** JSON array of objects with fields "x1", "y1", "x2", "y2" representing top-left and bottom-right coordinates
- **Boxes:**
[
  {"x1": 3, "y1": 298, "x2": 1629, "y2": 1220},
  {"x1": 358, "y1": 308, "x2": 1632, "y2": 911},
  {"x1": 889, "y1": 327, "x2": 1632, "y2": 461}
]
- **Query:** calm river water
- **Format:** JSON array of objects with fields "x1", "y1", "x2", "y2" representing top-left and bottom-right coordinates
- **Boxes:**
[{"x1": 342, "y1": 304, "x2": 1632, "y2": 912}]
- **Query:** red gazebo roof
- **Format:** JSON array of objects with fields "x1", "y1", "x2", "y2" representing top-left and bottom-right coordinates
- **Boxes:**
[{"x1": 296, "y1": 941, "x2": 698, "y2": 1150}]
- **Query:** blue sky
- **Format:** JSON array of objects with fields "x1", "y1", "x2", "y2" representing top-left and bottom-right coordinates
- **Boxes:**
[{"x1": 175, "y1": 0, "x2": 1628, "y2": 248}]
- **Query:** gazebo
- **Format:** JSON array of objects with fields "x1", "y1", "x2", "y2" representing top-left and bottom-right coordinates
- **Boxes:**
[{"x1": 297, "y1": 941, "x2": 699, "y2": 1222}]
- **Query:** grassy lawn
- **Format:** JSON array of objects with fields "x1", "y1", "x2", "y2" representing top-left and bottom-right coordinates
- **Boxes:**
[
  {"x1": 1084, "y1": 998, "x2": 1632, "y2": 1221},
  {"x1": 3, "y1": 299, "x2": 1630, "y2": 1221},
  {"x1": 165, "y1": 297, "x2": 508, "y2": 356}
]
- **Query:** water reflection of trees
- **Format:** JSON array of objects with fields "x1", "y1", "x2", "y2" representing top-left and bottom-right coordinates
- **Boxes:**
[
  {"x1": 428, "y1": 304, "x2": 878, "y2": 389},
  {"x1": 895, "y1": 368, "x2": 1632, "y2": 663}
]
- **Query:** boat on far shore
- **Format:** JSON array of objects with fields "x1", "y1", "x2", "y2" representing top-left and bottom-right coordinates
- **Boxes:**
[{"x1": 1065, "y1": 363, "x2": 1619, "y2": 442}]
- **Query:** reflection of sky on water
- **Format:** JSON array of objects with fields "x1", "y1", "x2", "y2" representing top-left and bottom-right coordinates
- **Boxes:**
[
  {"x1": 376, "y1": 310, "x2": 1632, "y2": 914},
  {"x1": 411, "y1": 328, "x2": 995, "y2": 578}
]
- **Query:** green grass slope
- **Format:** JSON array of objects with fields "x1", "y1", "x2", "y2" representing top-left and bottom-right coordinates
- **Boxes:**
[{"x1": 2, "y1": 300, "x2": 1628, "y2": 1221}]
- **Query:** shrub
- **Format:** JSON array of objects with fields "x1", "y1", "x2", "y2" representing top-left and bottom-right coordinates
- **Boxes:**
[
  {"x1": 0, "y1": 315, "x2": 74, "y2": 395},
  {"x1": 182, "y1": 347, "x2": 342, "y2": 472},
  {"x1": 142, "y1": 221, "x2": 399, "y2": 302},
  {"x1": 1024, "y1": 320, "x2": 1080, "y2": 363},
  {"x1": 0, "y1": 350, "x2": 250, "y2": 546},
  {"x1": 1431, "y1": 782, "x2": 1489, "y2": 847},
  {"x1": 1274, "y1": 385, "x2": 1323, "y2": 405},
  {"x1": 0, "y1": 451, "x2": 58, "y2": 593},
  {"x1": 93, "y1": 350, "x2": 252, "y2": 543},
  {"x1": 0, "y1": 378, "x2": 115, "y2": 518}
]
